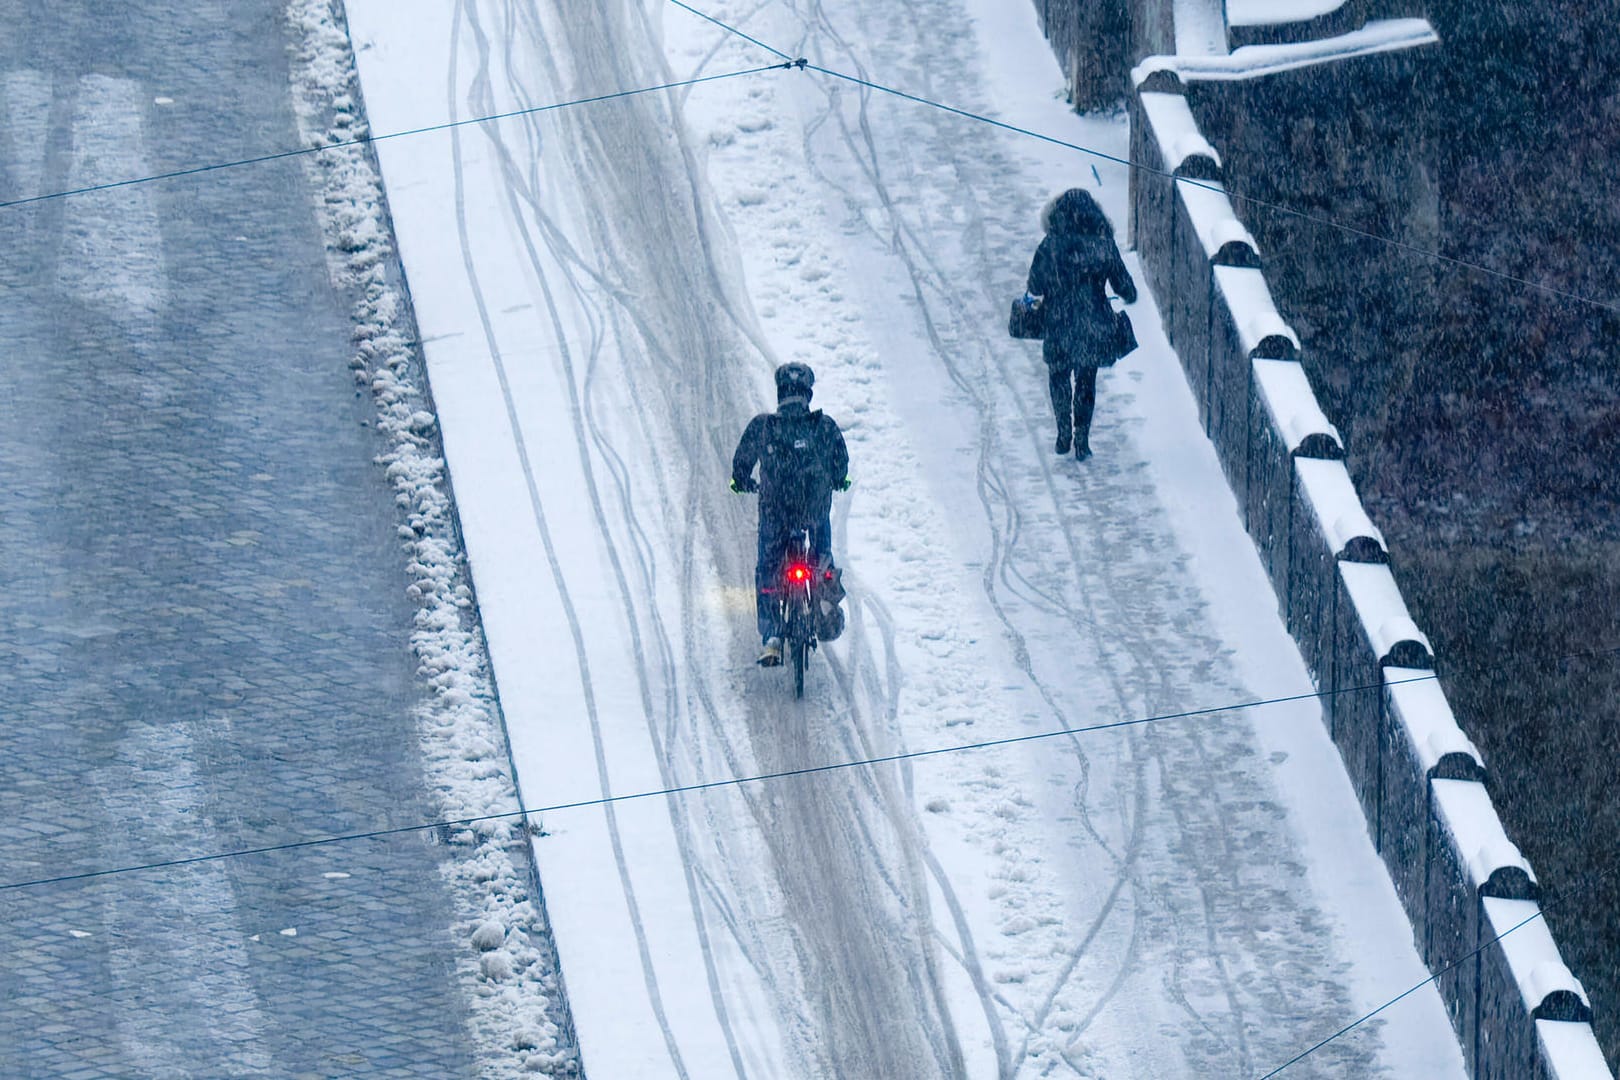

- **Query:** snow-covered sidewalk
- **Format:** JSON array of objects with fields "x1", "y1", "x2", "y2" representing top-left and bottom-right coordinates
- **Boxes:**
[{"x1": 343, "y1": 0, "x2": 1465, "y2": 1075}]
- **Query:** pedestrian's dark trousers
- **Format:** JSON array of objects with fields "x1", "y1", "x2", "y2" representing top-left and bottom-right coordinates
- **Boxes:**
[
  {"x1": 1048, "y1": 365, "x2": 1098, "y2": 442},
  {"x1": 756, "y1": 511, "x2": 832, "y2": 641}
]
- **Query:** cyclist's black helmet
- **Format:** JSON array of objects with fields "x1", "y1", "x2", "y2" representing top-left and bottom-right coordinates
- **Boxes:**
[{"x1": 775, "y1": 362, "x2": 815, "y2": 405}]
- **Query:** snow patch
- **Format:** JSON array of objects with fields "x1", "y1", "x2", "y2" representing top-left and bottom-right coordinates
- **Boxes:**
[
  {"x1": 1338, "y1": 561, "x2": 1432, "y2": 664},
  {"x1": 1383, "y1": 667, "x2": 1483, "y2": 777},
  {"x1": 57, "y1": 76, "x2": 168, "y2": 321},
  {"x1": 1296, "y1": 458, "x2": 1385, "y2": 558},
  {"x1": 1212, "y1": 266, "x2": 1300, "y2": 356},
  {"x1": 284, "y1": 3, "x2": 578, "y2": 1076},
  {"x1": 1227, "y1": 0, "x2": 1348, "y2": 28},
  {"x1": 472, "y1": 919, "x2": 507, "y2": 952},
  {"x1": 1137, "y1": 91, "x2": 1222, "y2": 174},
  {"x1": 1138, "y1": 19, "x2": 1439, "y2": 82},
  {"x1": 1179, "y1": 179, "x2": 1252, "y2": 259},
  {"x1": 1432, "y1": 779, "x2": 1535, "y2": 893},
  {"x1": 1252, "y1": 358, "x2": 1342, "y2": 455},
  {"x1": 1537, "y1": 1018, "x2": 1613, "y2": 1079},
  {"x1": 1172, "y1": 0, "x2": 1227, "y2": 57},
  {"x1": 1483, "y1": 898, "x2": 1589, "y2": 1014}
]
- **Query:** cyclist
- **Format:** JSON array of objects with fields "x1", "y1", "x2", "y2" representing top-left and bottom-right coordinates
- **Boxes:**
[{"x1": 730, "y1": 362, "x2": 850, "y2": 666}]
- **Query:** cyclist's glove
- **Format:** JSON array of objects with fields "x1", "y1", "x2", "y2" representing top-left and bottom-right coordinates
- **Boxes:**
[
  {"x1": 837, "y1": 476, "x2": 852, "y2": 491},
  {"x1": 730, "y1": 476, "x2": 757, "y2": 494}
]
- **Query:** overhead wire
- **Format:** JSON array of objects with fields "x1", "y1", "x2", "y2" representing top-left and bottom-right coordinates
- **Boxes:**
[
  {"x1": 0, "y1": 2, "x2": 1605, "y2": 1069},
  {"x1": 9, "y1": 643, "x2": 1620, "y2": 896},
  {"x1": 0, "y1": 667, "x2": 1462, "y2": 894},
  {"x1": 667, "y1": 3, "x2": 1618, "y2": 1073},
  {"x1": 666, "y1": 2, "x2": 1620, "y2": 319},
  {"x1": 803, "y1": 64, "x2": 1620, "y2": 317},
  {"x1": 0, "y1": 61, "x2": 798, "y2": 211},
  {"x1": 2, "y1": 6, "x2": 1611, "y2": 320},
  {"x1": 8, "y1": 646, "x2": 1617, "y2": 1077},
  {"x1": 1254, "y1": 869, "x2": 1615, "y2": 1078},
  {"x1": 1255, "y1": 904, "x2": 1543, "y2": 1076}
]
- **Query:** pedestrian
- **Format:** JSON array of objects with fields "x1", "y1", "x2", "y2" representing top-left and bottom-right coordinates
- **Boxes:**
[{"x1": 1021, "y1": 188, "x2": 1137, "y2": 461}]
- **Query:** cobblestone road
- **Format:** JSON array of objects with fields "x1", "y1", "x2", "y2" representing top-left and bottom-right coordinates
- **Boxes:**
[{"x1": 0, "y1": 4, "x2": 491, "y2": 1075}]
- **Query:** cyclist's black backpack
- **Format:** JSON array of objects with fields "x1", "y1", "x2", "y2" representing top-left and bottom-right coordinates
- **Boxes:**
[{"x1": 761, "y1": 411, "x2": 835, "y2": 513}]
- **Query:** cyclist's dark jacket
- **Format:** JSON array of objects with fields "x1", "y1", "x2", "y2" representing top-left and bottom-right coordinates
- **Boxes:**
[{"x1": 731, "y1": 402, "x2": 848, "y2": 527}]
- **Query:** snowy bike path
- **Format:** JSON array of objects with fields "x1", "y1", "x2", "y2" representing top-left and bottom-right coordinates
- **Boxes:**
[{"x1": 347, "y1": 0, "x2": 1465, "y2": 1076}]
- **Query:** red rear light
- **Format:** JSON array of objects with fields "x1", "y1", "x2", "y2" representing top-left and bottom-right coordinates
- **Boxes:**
[{"x1": 786, "y1": 564, "x2": 812, "y2": 583}]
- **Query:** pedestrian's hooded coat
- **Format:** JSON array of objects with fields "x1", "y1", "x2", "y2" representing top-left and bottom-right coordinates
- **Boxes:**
[{"x1": 1025, "y1": 189, "x2": 1138, "y2": 368}]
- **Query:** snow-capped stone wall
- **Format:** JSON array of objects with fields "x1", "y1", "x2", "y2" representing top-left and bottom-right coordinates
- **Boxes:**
[
  {"x1": 1128, "y1": 65, "x2": 1614, "y2": 1080},
  {"x1": 1245, "y1": 358, "x2": 1343, "y2": 598}
]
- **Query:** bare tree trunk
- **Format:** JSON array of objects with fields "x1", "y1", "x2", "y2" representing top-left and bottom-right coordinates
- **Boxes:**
[{"x1": 1037, "y1": 0, "x2": 1133, "y2": 111}]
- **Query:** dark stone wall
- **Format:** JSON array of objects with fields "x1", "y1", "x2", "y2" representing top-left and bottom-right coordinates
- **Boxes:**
[
  {"x1": 1039, "y1": 1, "x2": 1618, "y2": 1065},
  {"x1": 1184, "y1": 48, "x2": 1440, "y2": 479},
  {"x1": 1128, "y1": 37, "x2": 1617, "y2": 1073},
  {"x1": 1177, "y1": 16, "x2": 1619, "y2": 1068}
]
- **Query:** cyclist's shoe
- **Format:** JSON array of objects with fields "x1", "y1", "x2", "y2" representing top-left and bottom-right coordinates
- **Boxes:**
[{"x1": 757, "y1": 637, "x2": 783, "y2": 666}]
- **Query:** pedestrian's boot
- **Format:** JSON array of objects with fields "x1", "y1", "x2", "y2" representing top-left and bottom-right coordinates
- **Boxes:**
[
  {"x1": 1054, "y1": 429, "x2": 1072, "y2": 455},
  {"x1": 1074, "y1": 428, "x2": 1092, "y2": 461}
]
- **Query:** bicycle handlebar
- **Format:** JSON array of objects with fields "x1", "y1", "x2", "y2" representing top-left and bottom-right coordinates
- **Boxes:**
[{"x1": 730, "y1": 477, "x2": 852, "y2": 494}]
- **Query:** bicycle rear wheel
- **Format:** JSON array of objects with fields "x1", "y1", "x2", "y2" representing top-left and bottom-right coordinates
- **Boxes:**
[{"x1": 790, "y1": 636, "x2": 808, "y2": 698}]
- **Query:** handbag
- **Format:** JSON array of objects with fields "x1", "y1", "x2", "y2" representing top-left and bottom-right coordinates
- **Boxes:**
[
  {"x1": 1008, "y1": 295, "x2": 1044, "y2": 340},
  {"x1": 1102, "y1": 305, "x2": 1136, "y2": 366}
]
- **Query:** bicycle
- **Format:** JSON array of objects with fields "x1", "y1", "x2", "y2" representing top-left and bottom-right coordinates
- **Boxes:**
[
  {"x1": 732, "y1": 484, "x2": 848, "y2": 699},
  {"x1": 774, "y1": 528, "x2": 820, "y2": 699}
]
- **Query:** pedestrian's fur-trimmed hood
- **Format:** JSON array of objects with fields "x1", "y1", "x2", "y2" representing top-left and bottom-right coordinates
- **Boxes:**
[{"x1": 1040, "y1": 188, "x2": 1112, "y2": 238}]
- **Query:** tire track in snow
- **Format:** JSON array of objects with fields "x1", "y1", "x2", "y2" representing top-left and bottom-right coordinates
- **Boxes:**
[
  {"x1": 709, "y1": 0, "x2": 1390, "y2": 1074},
  {"x1": 675, "y1": 4, "x2": 1101, "y2": 1074},
  {"x1": 459, "y1": 2, "x2": 755, "y2": 1072},
  {"x1": 445, "y1": 5, "x2": 694, "y2": 1074},
  {"x1": 674, "y1": 11, "x2": 1038, "y2": 1074},
  {"x1": 479, "y1": 3, "x2": 819, "y2": 1051},
  {"x1": 801, "y1": 29, "x2": 1244, "y2": 1075},
  {"x1": 486, "y1": 0, "x2": 812, "y2": 1063},
  {"x1": 584, "y1": 1, "x2": 968, "y2": 1071},
  {"x1": 825, "y1": 594, "x2": 1016, "y2": 1077},
  {"x1": 869, "y1": 20, "x2": 1283, "y2": 1063},
  {"x1": 453, "y1": 2, "x2": 970, "y2": 1076},
  {"x1": 784, "y1": 0, "x2": 1392, "y2": 1073},
  {"x1": 768, "y1": 3, "x2": 1155, "y2": 1067}
]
